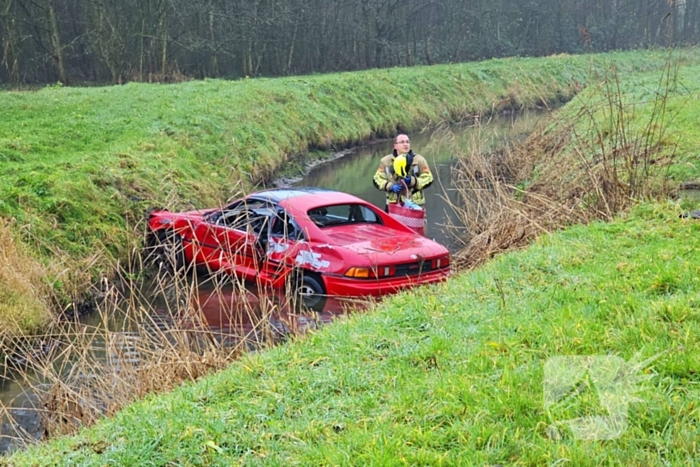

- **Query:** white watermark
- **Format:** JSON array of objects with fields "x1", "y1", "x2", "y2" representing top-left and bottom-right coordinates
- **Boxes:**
[{"x1": 543, "y1": 353, "x2": 659, "y2": 440}]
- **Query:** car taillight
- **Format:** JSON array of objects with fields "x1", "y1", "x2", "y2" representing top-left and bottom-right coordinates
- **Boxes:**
[
  {"x1": 432, "y1": 255, "x2": 450, "y2": 269},
  {"x1": 344, "y1": 266, "x2": 395, "y2": 279},
  {"x1": 375, "y1": 266, "x2": 395, "y2": 278}
]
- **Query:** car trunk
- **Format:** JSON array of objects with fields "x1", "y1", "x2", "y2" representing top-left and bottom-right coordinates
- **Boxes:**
[{"x1": 321, "y1": 224, "x2": 440, "y2": 264}]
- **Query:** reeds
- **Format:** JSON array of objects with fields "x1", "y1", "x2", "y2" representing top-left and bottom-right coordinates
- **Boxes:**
[
  {"x1": 0, "y1": 220, "x2": 52, "y2": 336},
  {"x1": 0, "y1": 54, "x2": 684, "y2": 454},
  {"x1": 0, "y1": 247, "x2": 351, "y2": 450},
  {"x1": 0, "y1": 181, "x2": 374, "y2": 451},
  {"x1": 447, "y1": 57, "x2": 680, "y2": 270}
]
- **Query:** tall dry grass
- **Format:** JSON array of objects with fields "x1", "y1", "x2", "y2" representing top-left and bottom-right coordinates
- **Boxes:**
[
  {"x1": 0, "y1": 252, "x2": 355, "y2": 450},
  {"x1": 0, "y1": 215, "x2": 113, "y2": 343},
  {"x1": 0, "y1": 57, "x2": 680, "y2": 452},
  {"x1": 0, "y1": 221, "x2": 52, "y2": 336},
  {"x1": 447, "y1": 60, "x2": 679, "y2": 270},
  {"x1": 0, "y1": 181, "x2": 370, "y2": 451}
]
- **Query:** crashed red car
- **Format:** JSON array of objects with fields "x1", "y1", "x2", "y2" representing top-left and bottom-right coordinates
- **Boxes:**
[{"x1": 146, "y1": 187, "x2": 451, "y2": 309}]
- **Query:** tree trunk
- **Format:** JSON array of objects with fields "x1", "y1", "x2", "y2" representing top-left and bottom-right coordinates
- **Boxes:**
[
  {"x1": 286, "y1": 18, "x2": 298, "y2": 74},
  {"x1": 424, "y1": 35, "x2": 433, "y2": 65},
  {"x1": 209, "y1": 5, "x2": 218, "y2": 76},
  {"x1": 243, "y1": 39, "x2": 252, "y2": 77},
  {"x1": 692, "y1": 0, "x2": 700, "y2": 43},
  {"x1": 670, "y1": 0, "x2": 679, "y2": 46},
  {"x1": 48, "y1": 0, "x2": 67, "y2": 84},
  {"x1": 89, "y1": 0, "x2": 124, "y2": 84},
  {"x1": 405, "y1": 39, "x2": 412, "y2": 66},
  {"x1": 0, "y1": 0, "x2": 20, "y2": 82},
  {"x1": 682, "y1": 0, "x2": 694, "y2": 42},
  {"x1": 161, "y1": 16, "x2": 168, "y2": 76},
  {"x1": 139, "y1": 18, "x2": 145, "y2": 81},
  {"x1": 158, "y1": 0, "x2": 169, "y2": 77}
]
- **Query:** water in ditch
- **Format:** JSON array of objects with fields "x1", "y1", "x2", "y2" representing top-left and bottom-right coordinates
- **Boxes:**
[
  {"x1": 287, "y1": 110, "x2": 545, "y2": 250},
  {"x1": 0, "y1": 109, "x2": 547, "y2": 454}
]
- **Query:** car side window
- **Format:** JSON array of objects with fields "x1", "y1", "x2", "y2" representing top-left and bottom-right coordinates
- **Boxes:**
[
  {"x1": 249, "y1": 213, "x2": 269, "y2": 235},
  {"x1": 270, "y1": 210, "x2": 303, "y2": 240},
  {"x1": 216, "y1": 211, "x2": 248, "y2": 230},
  {"x1": 308, "y1": 204, "x2": 382, "y2": 227}
]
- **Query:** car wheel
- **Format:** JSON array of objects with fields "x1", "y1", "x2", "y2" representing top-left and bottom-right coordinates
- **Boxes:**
[
  {"x1": 152, "y1": 229, "x2": 186, "y2": 274},
  {"x1": 295, "y1": 272, "x2": 326, "y2": 312}
]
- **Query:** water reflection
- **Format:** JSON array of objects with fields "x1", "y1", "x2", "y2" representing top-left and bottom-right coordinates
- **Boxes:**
[
  {"x1": 184, "y1": 282, "x2": 365, "y2": 346},
  {"x1": 0, "y1": 379, "x2": 41, "y2": 454},
  {"x1": 292, "y1": 110, "x2": 546, "y2": 250}
]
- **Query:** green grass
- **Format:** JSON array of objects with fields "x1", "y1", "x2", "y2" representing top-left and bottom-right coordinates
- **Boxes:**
[
  {"x1": 2, "y1": 48, "x2": 699, "y2": 329},
  {"x1": 5, "y1": 48, "x2": 700, "y2": 463},
  {"x1": 6, "y1": 204, "x2": 699, "y2": 466},
  {"x1": 540, "y1": 56, "x2": 700, "y2": 185},
  {"x1": 0, "y1": 49, "x2": 694, "y2": 266},
  {"x1": 618, "y1": 65, "x2": 700, "y2": 182}
]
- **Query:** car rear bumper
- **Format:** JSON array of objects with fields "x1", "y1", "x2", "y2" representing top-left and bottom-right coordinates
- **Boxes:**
[{"x1": 322, "y1": 268, "x2": 450, "y2": 297}]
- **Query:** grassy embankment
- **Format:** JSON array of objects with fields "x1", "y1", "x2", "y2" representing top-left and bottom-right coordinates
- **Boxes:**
[
  {"x1": 6, "y1": 207, "x2": 700, "y2": 465},
  {"x1": 1, "y1": 49, "x2": 698, "y2": 334},
  {"x1": 5, "y1": 51, "x2": 700, "y2": 464},
  {"x1": 553, "y1": 58, "x2": 700, "y2": 184}
]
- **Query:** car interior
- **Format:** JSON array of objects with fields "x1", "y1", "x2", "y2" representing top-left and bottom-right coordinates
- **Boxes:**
[
  {"x1": 308, "y1": 204, "x2": 382, "y2": 227},
  {"x1": 270, "y1": 211, "x2": 301, "y2": 239}
]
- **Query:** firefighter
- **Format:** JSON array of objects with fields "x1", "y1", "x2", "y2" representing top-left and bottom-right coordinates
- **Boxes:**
[{"x1": 372, "y1": 134, "x2": 433, "y2": 211}]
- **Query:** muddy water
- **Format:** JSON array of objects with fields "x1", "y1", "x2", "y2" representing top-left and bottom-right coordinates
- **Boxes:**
[{"x1": 0, "y1": 110, "x2": 547, "y2": 454}]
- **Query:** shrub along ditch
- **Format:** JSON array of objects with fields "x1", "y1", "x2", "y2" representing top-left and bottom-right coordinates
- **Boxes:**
[{"x1": 450, "y1": 52, "x2": 700, "y2": 270}]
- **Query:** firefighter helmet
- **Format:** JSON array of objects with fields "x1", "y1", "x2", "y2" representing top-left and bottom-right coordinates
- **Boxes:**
[{"x1": 393, "y1": 154, "x2": 408, "y2": 178}]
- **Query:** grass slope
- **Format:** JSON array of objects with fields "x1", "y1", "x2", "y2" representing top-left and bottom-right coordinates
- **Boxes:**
[
  {"x1": 6, "y1": 205, "x2": 699, "y2": 466},
  {"x1": 548, "y1": 59, "x2": 700, "y2": 184},
  {"x1": 3, "y1": 48, "x2": 699, "y2": 329},
  {"x1": 0, "y1": 50, "x2": 691, "y2": 262}
]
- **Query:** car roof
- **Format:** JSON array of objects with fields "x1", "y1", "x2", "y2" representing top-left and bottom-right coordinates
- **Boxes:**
[{"x1": 250, "y1": 187, "x2": 368, "y2": 211}]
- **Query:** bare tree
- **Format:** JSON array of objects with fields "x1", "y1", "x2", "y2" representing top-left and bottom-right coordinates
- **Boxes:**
[{"x1": 0, "y1": 0, "x2": 693, "y2": 84}]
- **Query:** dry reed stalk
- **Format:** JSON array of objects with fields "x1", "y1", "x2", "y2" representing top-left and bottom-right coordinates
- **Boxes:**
[
  {"x1": 0, "y1": 258, "x2": 323, "y2": 442},
  {"x1": 447, "y1": 60, "x2": 678, "y2": 271},
  {"x1": 448, "y1": 141, "x2": 546, "y2": 270},
  {"x1": 2, "y1": 197, "x2": 351, "y2": 445},
  {"x1": 0, "y1": 221, "x2": 52, "y2": 337}
]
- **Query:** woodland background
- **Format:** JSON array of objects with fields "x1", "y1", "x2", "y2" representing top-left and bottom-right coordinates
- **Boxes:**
[{"x1": 0, "y1": 0, "x2": 693, "y2": 84}]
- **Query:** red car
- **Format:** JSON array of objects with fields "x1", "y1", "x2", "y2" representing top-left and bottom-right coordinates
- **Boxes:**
[{"x1": 146, "y1": 187, "x2": 451, "y2": 309}]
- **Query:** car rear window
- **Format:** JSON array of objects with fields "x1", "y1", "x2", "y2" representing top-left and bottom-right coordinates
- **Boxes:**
[{"x1": 307, "y1": 204, "x2": 382, "y2": 227}]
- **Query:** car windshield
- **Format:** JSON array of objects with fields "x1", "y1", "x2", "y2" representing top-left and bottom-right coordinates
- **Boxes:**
[{"x1": 307, "y1": 203, "x2": 382, "y2": 228}]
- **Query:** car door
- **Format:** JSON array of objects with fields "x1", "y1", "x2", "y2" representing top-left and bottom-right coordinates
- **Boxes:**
[
  {"x1": 260, "y1": 208, "x2": 304, "y2": 288},
  {"x1": 194, "y1": 200, "x2": 268, "y2": 279}
]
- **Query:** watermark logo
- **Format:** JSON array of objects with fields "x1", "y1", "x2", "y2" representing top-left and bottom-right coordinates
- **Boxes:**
[{"x1": 543, "y1": 353, "x2": 658, "y2": 440}]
